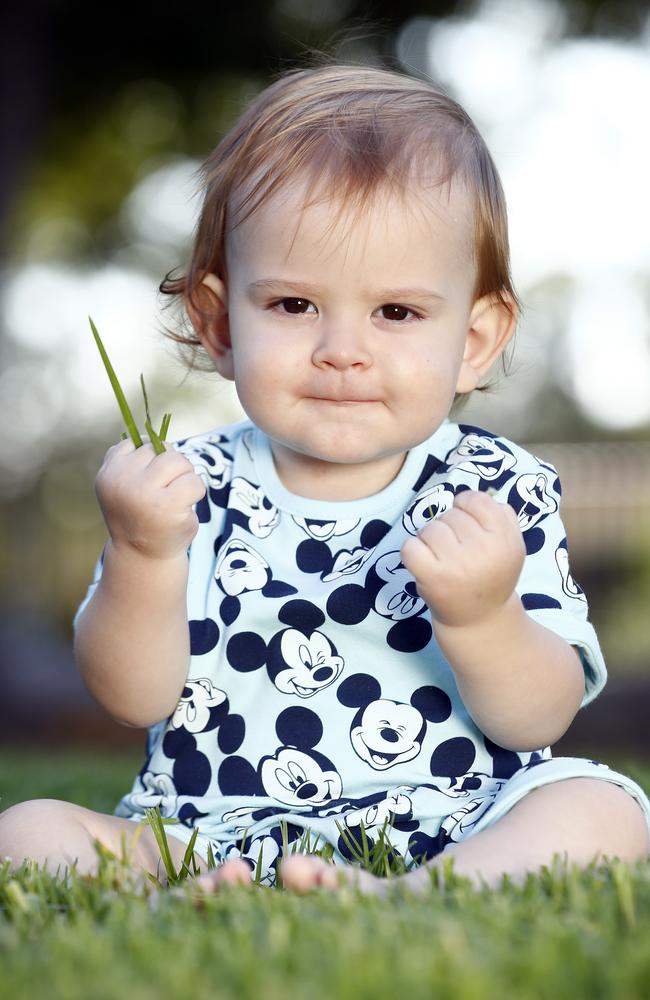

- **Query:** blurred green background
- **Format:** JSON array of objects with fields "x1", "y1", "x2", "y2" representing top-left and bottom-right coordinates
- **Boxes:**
[{"x1": 0, "y1": 0, "x2": 649, "y2": 760}]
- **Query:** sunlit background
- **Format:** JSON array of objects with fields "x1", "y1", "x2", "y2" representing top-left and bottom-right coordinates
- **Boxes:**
[{"x1": 1, "y1": 0, "x2": 649, "y2": 751}]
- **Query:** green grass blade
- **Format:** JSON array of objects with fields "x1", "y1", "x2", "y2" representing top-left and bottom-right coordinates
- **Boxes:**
[
  {"x1": 179, "y1": 827, "x2": 200, "y2": 880},
  {"x1": 89, "y1": 317, "x2": 143, "y2": 448},
  {"x1": 140, "y1": 373, "x2": 152, "y2": 425},
  {"x1": 253, "y1": 844, "x2": 264, "y2": 886},
  {"x1": 145, "y1": 417, "x2": 165, "y2": 456},
  {"x1": 611, "y1": 860, "x2": 637, "y2": 929},
  {"x1": 159, "y1": 413, "x2": 172, "y2": 441},
  {"x1": 318, "y1": 843, "x2": 335, "y2": 864},
  {"x1": 144, "y1": 807, "x2": 178, "y2": 884},
  {"x1": 280, "y1": 819, "x2": 289, "y2": 859},
  {"x1": 310, "y1": 833, "x2": 323, "y2": 854},
  {"x1": 376, "y1": 820, "x2": 394, "y2": 877},
  {"x1": 275, "y1": 822, "x2": 290, "y2": 890},
  {"x1": 298, "y1": 828, "x2": 314, "y2": 854},
  {"x1": 359, "y1": 818, "x2": 370, "y2": 866},
  {"x1": 140, "y1": 374, "x2": 166, "y2": 455},
  {"x1": 334, "y1": 821, "x2": 365, "y2": 865}
]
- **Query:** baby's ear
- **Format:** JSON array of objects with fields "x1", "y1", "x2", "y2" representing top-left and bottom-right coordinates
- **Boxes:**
[
  {"x1": 186, "y1": 273, "x2": 234, "y2": 380},
  {"x1": 455, "y1": 294, "x2": 517, "y2": 394}
]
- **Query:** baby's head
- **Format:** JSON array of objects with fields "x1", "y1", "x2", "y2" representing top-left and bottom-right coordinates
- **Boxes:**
[
  {"x1": 160, "y1": 64, "x2": 519, "y2": 489},
  {"x1": 163, "y1": 62, "x2": 518, "y2": 371}
]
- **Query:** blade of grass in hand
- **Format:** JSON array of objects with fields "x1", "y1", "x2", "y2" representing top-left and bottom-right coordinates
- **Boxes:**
[
  {"x1": 159, "y1": 412, "x2": 172, "y2": 441},
  {"x1": 140, "y1": 374, "x2": 165, "y2": 455},
  {"x1": 89, "y1": 316, "x2": 143, "y2": 448},
  {"x1": 145, "y1": 417, "x2": 165, "y2": 455}
]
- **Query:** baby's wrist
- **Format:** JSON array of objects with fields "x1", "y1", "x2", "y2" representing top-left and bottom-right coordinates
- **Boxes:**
[
  {"x1": 431, "y1": 591, "x2": 523, "y2": 639},
  {"x1": 105, "y1": 536, "x2": 190, "y2": 571},
  {"x1": 431, "y1": 593, "x2": 526, "y2": 693}
]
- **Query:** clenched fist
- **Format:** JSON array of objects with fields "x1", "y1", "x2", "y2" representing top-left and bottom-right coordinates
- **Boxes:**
[
  {"x1": 400, "y1": 489, "x2": 526, "y2": 629},
  {"x1": 95, "y1": 439, "x2": 207, "y2": 560}
]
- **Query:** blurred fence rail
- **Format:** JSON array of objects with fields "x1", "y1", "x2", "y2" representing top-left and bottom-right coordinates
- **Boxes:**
[{"x1": 531, "y1": 441, "x2": 650, "y2": 559}]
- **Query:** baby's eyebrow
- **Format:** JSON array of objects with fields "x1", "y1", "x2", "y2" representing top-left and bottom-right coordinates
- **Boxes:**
[
  {"x1": 247, "y1": 279, "x2": 320, "y2": 297},
  {"x1": 369, "y1": 286, "x2": 446, "y2": 302},
  {"x1": 247, "y1": 279, "x2": 445, "y2": 301}
]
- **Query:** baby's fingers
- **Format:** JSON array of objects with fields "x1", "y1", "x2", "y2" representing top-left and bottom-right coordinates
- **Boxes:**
[
  {"x1": 407, "y1": 516, "x2": 467, "y2": 567},
  {"x1": 99, "y1": 437, "x2": 138, "y2": 470},
  {"x1": 401, "y1": 533, "x2": 443, "y2": 582},
  {"x1": 165, "y1": 470, "x2": 207, "y2": 507},
  {"x1": 141, "y1": 449, "x2": 199, "y2": 489},
  {"x1": 99, "y1": 438, "x2": 164, "y2": 476},
  {"x1": 453, "y1": 488, "x2": 520, "y2": 536}
]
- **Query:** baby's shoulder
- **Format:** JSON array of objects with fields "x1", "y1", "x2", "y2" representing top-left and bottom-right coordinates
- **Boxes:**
[
  {"x1": 427, "y1": 420, "x2": 563, "y2": 509},
  {"x1": 442, "y1": 420, "x2": 559, "y2": 479}
]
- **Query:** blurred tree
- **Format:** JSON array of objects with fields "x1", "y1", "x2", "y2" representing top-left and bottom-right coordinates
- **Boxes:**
[
  {"x1": 2, "y1": 0, "x2": 648, "y2": 256},
  {"x1": 0, "y1": 3, "x2": 53, "y2": 262}
]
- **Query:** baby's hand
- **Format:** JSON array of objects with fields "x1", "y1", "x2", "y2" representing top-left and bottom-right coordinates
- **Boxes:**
[
  {"x1": 95, "y1": 438, "x2": 207, "y2": 560},
  {"x1": 400, "y1": 490, "x2": 525, "y2": 629}
]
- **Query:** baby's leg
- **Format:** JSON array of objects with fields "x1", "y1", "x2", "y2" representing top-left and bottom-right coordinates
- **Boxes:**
[
  {"x1": 425, "y1": 777, "x2": 649, "y2": 889},
  {"x1": 280, "y1": 778, "x2": 650, "y2": 894},
  {"x1": 0, "y1": 798, "x2": 198, "y2": 884}
]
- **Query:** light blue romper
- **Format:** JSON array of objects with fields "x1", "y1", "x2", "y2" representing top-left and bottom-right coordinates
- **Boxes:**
[{"x1": 74, "y1": 418, "x2": 650, "y2": 885}]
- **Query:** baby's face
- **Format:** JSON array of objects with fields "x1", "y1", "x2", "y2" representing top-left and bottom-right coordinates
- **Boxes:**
[{"x1": 217, "y1": 176, "x2": 480, "y2": 498}]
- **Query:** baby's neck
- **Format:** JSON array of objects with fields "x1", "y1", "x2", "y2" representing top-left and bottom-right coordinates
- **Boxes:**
[{"x1": 270, "y1": 444, "x2": 407, "y2": 501}]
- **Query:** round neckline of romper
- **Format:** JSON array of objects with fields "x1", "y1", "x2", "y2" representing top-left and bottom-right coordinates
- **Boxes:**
[{"x1": 251, "y1": 424, "x2": 449, "y2": 517}]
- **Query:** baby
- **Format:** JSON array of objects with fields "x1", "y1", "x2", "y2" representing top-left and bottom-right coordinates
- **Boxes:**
[{"x1": 1, "y1": 64, "x2": 648, "y2": 895}]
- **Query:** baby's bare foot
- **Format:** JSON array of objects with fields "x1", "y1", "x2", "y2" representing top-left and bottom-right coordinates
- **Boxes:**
[
  {"x1": 192, "y1": 858, "x2": 254, "y2": 897},
  {"x1": 280, "y1": 854, "x2": 391, "y2": 896},
  {"x1": 150, "y1": 859, "x2": 255, "y2": 911},
  {"x1": 280, "y1": 854, "x2": 440, "y2": 896}
]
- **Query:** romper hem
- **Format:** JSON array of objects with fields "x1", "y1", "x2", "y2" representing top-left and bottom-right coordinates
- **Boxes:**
[
  {"x1": 119, "y1": 756, "x2": 650, "y2": 875},
  {"x1": 465, "y1": 756, "x2": 650, "y2": 854}
]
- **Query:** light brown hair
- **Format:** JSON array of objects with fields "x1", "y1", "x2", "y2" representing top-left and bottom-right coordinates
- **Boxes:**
[{"x1": 159, "y1": 63, "x2": 519, "y2": 394}]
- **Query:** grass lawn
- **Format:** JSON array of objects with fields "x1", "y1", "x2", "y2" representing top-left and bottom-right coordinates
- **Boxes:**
[{"x1": 1, "y1": 748, "x2": 650, "y2": 999}]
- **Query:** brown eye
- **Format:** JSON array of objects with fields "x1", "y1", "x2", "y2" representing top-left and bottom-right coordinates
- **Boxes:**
[
  {"x1": 381, "y1": 304, "x2": 411, "y2": 321},
  {"x1": 281, "y1": 297, "x2": 312, "y2": 314}
]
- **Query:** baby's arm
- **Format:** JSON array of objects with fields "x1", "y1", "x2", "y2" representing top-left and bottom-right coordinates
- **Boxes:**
[
  {"x1": 73, "y1": 439, "x2": 206, "y2": 728},
  {"x1": 400, "y1": 490, "x2": 585, "y2": 751}
]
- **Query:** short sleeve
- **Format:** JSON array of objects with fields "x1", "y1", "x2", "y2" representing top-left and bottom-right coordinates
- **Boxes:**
[
  {"x1": 72, "y1": 424, "x2": 237, "y2": 637},
  {"x1": 72, "y1": 546, "x2": 106, "y2": 632},
  {"x1": 506, "y1": 457, "x2": 607, "y2": 707}
]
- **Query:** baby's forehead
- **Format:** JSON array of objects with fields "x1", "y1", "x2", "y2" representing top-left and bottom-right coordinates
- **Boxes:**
[{"x1": 226, "y1": 173, "x2": 475, "y2": 266}]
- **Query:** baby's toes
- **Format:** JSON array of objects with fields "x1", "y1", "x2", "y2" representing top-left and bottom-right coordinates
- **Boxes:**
[
  {"x1": 194, "y1": 858, "x2": 253, "y2": 895},
  {"x1": 344, "y1": 866, "x2": 390, "y2": 897},
  {"x1": 280, "y1": 854, "x2": 340, "y2": 893}
]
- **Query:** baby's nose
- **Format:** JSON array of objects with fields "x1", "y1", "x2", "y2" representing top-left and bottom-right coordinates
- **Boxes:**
[{"x1": 312, "y1": 322, "x2": 372, "y2": 370}]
